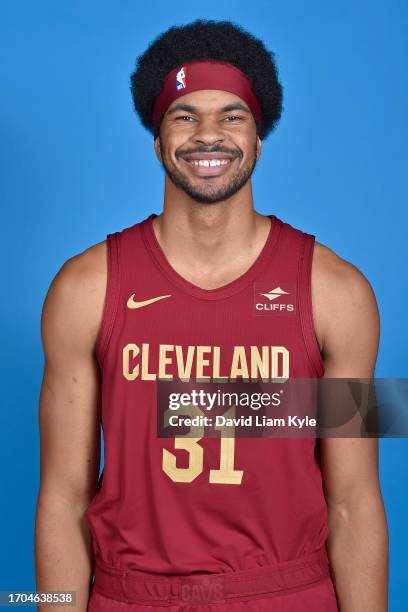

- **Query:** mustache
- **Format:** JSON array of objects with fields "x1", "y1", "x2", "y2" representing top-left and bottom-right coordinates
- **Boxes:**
[{"x1": 176, "y1": 146, "x2": 242, "y2": 159}]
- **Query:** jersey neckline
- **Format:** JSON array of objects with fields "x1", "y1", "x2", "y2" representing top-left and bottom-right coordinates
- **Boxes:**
[{"x1": 140, "y1": 212, "x2": 281, "y2": 301}]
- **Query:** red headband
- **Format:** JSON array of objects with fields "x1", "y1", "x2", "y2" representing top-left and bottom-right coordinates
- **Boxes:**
[{"x1": 151, "y1": 60, "x2": 262, "y2": 138}]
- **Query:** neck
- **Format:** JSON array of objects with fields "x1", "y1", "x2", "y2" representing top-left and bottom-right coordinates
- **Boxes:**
[{"x1": 151, "y1": 178, "x2": 271, "y2": 289}]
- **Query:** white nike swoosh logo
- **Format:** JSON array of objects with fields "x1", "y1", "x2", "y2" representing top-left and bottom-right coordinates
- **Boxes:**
[{"x1": 127, "y1": 294, "x2": 171, "y2": 309}]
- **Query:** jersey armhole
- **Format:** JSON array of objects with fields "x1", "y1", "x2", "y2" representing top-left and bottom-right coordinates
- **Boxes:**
[
  {"x1": 297, "y1": 234, "x2": 325, "y2": 378},
  {"x1": 95, "y1": 232, "x2": 121, "y2": 367}
]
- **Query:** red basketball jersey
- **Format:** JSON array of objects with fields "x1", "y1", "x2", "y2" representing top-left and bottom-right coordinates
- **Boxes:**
[{"x1": 85, "y1": 213, "x2": 330, "y2": 581}]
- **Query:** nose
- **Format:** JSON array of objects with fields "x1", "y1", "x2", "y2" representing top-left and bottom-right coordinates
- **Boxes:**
[{"x1": 192, "y1": 117, "x2": 225, "y2": 146}]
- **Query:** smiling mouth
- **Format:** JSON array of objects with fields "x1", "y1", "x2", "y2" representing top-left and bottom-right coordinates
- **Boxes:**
[{"x1": 180, "y1": 155, "x2": 237, "y2": 176}]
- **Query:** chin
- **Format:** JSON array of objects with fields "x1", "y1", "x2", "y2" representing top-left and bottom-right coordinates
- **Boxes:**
[{"x1": 186, "y1": 189, "x2": 242, "y2": 205}]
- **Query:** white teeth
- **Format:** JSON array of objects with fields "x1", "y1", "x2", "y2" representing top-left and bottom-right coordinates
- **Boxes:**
[{"x1": 190, "y1": 159, "x2": 230, "y2": 167}]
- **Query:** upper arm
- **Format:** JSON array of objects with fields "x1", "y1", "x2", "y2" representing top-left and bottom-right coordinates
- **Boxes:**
[
  {"x1": 312, "y1": 243, "x2": 382, "y2": 509},
  {"x1": 38, "y1": 241, "x2": 107, "y2": 510},
  {"x1": 312, "y1": 242, "x2": 380, "y2": 378}
]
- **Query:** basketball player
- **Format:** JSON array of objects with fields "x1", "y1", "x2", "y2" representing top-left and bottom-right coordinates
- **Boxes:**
[{"x1": 35, "y1": 20, "x2": 388, "y2": 611}]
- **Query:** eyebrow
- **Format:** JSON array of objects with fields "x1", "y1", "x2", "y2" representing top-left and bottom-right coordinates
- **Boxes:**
[{"x1": 166, "y1": 102, "x2": 251, "y2": 115}]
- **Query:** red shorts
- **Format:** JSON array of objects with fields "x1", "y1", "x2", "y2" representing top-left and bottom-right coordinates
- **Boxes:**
[{"x1": 87, "y1": 547, "x2": 338, "y2": 611}]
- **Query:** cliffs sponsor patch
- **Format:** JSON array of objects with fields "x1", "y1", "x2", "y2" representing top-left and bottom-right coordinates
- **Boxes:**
[{"x1": 253, "y1": 283, "x2": 296, "y2": 316}]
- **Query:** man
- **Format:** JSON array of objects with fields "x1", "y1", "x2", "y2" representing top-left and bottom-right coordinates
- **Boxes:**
[{"x1": 35, "y1": 20, "x2": 388, "y2": 611}]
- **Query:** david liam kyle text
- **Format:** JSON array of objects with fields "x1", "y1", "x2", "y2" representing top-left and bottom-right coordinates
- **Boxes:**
[{"x1": 166, "y1": 414, "x2": 317, "y2": 429}]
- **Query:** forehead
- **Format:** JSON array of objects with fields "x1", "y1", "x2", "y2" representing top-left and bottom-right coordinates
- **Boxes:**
[{"x1": 166, "y1": 89, "x2": 250, "y2": 113}]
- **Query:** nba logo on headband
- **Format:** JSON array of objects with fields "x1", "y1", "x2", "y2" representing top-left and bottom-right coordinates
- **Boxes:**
[{"x1": 176, "y1": 66, "x2": 186, "y2": 90}]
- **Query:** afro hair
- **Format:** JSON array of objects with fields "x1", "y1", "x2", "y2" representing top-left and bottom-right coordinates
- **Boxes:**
[{"x1": 130, "y1": 20, "x2": 283, "y2": 139}]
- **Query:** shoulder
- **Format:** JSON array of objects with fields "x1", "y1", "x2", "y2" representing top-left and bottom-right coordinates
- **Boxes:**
[
  {"x1": 41, "y1": 240, "x2": 107, "y2": 355},
  {"x1": 312, "y1": 240, "x2": 374, "y2": 299},
  {"x1": 58, "y1": 239, "x2": 107, "y2": 289},
  {"x1": 311, "y1": 241, "x2": 379, "y2": 359},
  {"x1": 45, "y1": 239, "x2": 107, "y2": 307}
]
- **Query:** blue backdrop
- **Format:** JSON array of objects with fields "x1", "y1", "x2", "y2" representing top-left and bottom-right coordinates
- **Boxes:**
[{"x1": 1, "y1": 0, "x2": 407, "y2": 608}]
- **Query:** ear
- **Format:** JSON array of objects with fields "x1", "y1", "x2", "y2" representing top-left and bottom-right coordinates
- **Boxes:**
[
  {"x1": 256, "y1": 136, "x2": 262, "y2": 160},
  {"x1": 154, "y1": 136, "x2": 162, "y2": 162}
]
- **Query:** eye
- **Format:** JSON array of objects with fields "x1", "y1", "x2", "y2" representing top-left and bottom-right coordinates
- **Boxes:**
[
  {"x1": 223, "y1": 115, "x2": 243, "y2": 122},
  {"x1": 175, "y1": 115, "x2": 196, "y2": 122}
]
